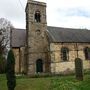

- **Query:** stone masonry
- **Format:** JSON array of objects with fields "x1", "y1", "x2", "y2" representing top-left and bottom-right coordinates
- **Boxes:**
[
  {"x1": 50, "y1": 43, "x2": 90, "y2": 74},
  {"x1": 26, "y1": 0, "x2": 50, "y2": 75}
]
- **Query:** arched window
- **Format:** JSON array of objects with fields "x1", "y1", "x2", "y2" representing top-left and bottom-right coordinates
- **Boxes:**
[
  {"x1": 61, "y1": 47, "x2": 69, "y2": 61},
  {"x1": 34, "y1": 11, "x2": 41, "y2": 22},
  {"x1": 84, "y1": 47, "x2": 90, "y2": 60}
]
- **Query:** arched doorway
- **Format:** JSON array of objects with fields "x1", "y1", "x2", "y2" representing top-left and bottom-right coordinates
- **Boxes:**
[{"x1": 36, "y1": 59, "x2": 43, "y2": 73}]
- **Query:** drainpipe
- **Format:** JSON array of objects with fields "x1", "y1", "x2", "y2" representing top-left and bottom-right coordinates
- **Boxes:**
[{"x1": 76, "y1": 43, "x2": 78, "y2": 58}]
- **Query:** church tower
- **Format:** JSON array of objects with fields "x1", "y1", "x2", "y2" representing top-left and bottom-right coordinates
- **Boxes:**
[{"x1": 25, "y1": 0, "x2": 49, "y2": 75}]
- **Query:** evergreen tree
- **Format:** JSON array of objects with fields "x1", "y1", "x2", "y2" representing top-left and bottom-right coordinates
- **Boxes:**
[{"x1": 6, "y1": 49, "x2": 16, "y2": 90}]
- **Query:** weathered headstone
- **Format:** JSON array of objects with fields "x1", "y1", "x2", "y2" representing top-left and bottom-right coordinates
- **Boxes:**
[{"x1": 75, "y1": 58, "x2": 83, "y2": 80}]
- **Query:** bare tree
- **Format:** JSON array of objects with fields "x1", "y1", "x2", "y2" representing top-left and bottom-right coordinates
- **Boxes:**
[
  {"x1": 0, "y1": 18, "x2": 13, "y2": 73},
  {"x1": 0, "y1": 18, "x2": 13, "y2": 56}
]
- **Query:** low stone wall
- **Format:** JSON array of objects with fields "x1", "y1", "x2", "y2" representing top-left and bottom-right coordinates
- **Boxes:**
[
  {"x1": 51, "y1": 62, "x2": 75, "y2": 74},
  {"x1": 51, "y1": 60, "x2": 90, "y2": 75},
  {"x1": 83, "y1": 60, "x2": 90, "y2": 69}
]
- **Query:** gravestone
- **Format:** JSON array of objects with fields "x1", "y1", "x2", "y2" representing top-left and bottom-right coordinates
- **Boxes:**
[{"x1": 75, "y1": 58, "x2": 83, "y2": 80}]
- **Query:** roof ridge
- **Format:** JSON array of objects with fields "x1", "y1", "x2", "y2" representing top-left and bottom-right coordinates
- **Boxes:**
[{"x1": 47, "y1": 26, "x2": 89, "y2": 31}]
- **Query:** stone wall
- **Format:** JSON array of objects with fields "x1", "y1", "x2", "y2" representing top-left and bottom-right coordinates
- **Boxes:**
[
  {"x1": 13, "y1": 48, "x2": 20, "y2": 73},
  {"x1": 20, "y1": 47, "x2": 26, "y2": 73},
  {"x1": 50, "y1": 43, "x2": 90, "y2": 74},
  {"x1": 27, "y1": 52, "x2": 49, "y2": 75},
  {"x1": 26, "y1": 0, "x2": 50, "y2": 75},
  {"x1": 13, "y1": 47, "x2": 25, "y2": 74}
]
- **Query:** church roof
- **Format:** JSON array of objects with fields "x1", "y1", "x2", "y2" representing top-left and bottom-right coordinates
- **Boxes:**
[
  {"x1": 12, "y1": 26, "x2": 90, "y2": 47},
  {"x1": 12, "y1": 28, "x2": 26, "y2": 47},
  {"x1": 47, "y1": 26, "x2": 90, "y2": 43}
]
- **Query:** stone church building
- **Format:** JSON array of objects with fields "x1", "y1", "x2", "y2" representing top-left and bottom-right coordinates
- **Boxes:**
[{"x1": 12, "y1": 0, "x2": 90, "y2": 75}]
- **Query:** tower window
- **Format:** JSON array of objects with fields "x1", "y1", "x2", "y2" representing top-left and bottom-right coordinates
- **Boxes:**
[{"x1": 35, "y1": 11, "x2": 41, "y2": 22}]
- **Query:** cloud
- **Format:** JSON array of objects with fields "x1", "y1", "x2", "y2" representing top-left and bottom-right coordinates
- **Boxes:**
[
  {"x1": 0, "y1": 0, "x2": 90, "y2": 29},
  {"x1": 57, "y1": 16, "x2": 90, "y2": 29},
  {"x1": 47, "y1": 0, "x2": 90, "y2": 29},
  {"x1": 57, "y1": 8, "x2": 90, "y2": 17},
  {"x1": 47, "y1": 0, "x2": 90, "y2": 9},
  {"x1": 0, "y1": 0, "x2": 27, "y2": 28}
]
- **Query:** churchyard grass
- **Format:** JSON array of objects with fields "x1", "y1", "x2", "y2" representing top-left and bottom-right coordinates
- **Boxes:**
[{"x1": 0, "y1": 74, "x2": 90, "y2": 90}]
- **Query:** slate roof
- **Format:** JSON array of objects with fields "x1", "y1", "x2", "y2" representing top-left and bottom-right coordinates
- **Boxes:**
[
  {"x1": 12, "y1": 28, "x2": 26, "y2": 47},
  {"x1": 47, "y1": 26, "x2": 90, "y2": 43},
  {"x1": 11, "y1": 26, "x2": 90, "y2": 47}
]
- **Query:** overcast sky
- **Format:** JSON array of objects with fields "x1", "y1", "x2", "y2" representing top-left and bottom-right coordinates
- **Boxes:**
[{"x1": 0, "y1": 0, "x2": 90, "y2": 29}]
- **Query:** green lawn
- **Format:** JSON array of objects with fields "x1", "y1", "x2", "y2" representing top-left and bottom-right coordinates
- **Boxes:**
[{"x1": 0, "y1": 74, "x2": 90, "y2": 90}]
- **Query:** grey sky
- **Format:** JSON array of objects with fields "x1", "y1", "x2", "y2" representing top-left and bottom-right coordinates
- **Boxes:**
[
  {"x1": 0, "y1": 0, "x2": 26, "y2": 28},
  {"x1": 0, "y1": 0, "x2": 90, "y2": 29}
]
